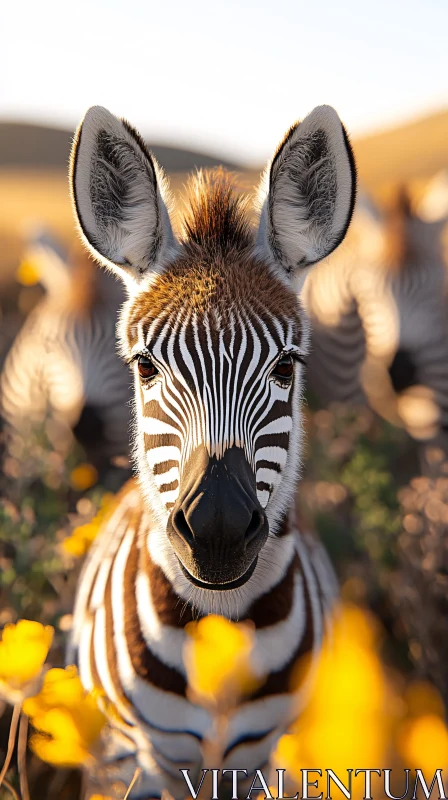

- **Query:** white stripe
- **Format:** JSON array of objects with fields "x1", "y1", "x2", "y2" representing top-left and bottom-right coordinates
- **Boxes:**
[
  {"x1": 147, "y1": 446, "x2": 181, "y2": 469},
  {"x1": 256, "y1": 446, "x2": 288, "y2": 468},
  {"x1": 153, "y1": 466, "x2": 179, "y2": 488},
  {"x1": 256, "y1": 467, "x2": 281, "y2": 486},
  {"x1": 255, "y1": 415, "x2": 292, "y2": 438},
  {"x1": 140, "y1": 417, "x2": 181, "y2": 437}
]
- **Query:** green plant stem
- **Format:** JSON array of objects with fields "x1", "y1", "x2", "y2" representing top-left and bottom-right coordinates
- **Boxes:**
[
  {"x1": 17, "y1": 713, "x2": 29, "y2": 800},
  {"x1": 0, "y1": 704, "x2": 20, "y2": 791},
  {"x1": 2, "y1": 779, "x2": 20, "y2": 800}
]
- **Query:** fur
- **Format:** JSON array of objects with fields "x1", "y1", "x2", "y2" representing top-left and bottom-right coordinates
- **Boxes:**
[{"x1": 256, "y1": 105, "x2": 357, "y2": 273}]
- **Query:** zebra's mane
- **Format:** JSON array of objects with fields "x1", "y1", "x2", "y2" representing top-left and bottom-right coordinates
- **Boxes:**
[{"x1": 179, "y1": 168, "x2": 254, "y2": 258}]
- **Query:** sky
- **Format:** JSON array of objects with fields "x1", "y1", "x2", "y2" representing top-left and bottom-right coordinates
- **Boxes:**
[{"x1": 2, "y1": 0, "x2": 447, "y2": 165}]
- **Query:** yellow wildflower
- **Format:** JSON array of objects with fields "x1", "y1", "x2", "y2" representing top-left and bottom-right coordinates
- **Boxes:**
[
  {"x1": 0, "y1": 620, "x2": 53, "y2": 702},
  {"x1": 63, "y1": 520, "x2": 99, "y2": 556},
  {"x1": 70, "y1": 462, "x2": 98, "y2": 491},
  {"x1": 23, "y1": 665, "x2": 106, "y2": 767},
  {"x1": 90, "y1": 796, "x2": 113, "y2": 800},
  {"x1": 273, "y1": 604, "x2": 388, "y2": 782},
  {"x1": 16, "y1": 258, "x2": 40, "y2": 286},
  {"x1": 398, "y1": 682, "x2": 448, "y2": 773},
  {"x1": 184, "y1": 615, "x2": 258, "y2": 705},
  {"x1": 63, "y1": 492, "x2": 115, "y2": 557}
]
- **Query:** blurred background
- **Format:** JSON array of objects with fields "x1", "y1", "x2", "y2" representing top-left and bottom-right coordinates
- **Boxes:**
[{"x1": 1, "y1": 0, "x2": 448, "y2": 797}]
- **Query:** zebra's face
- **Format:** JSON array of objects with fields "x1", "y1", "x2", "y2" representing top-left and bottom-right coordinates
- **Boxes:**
[
  {"x1": 70, "y1": 104, "x2": 356, "y2": 589},
  {"x1": 125, "y1": 265, "x2": 306, "y2": 589}
]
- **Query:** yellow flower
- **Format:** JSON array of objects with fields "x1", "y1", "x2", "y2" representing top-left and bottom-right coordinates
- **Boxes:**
[
  {"x1": 16, "y1": 258, "x2": 40, "y2": 286},
  {"x1": 398, "y1": 683, "x2": 448, "y2": 773},
  {"x1": 70, "y1": 463, "x2": 98, "y2": 491},
  {"x1": 0, "y1": 620, "x2": 53, "y2": 701},
  {"x1": 63, "y1": 521, "x2": 99, "y2": 557},
  {"x1": 273, "y1": 604, "x2": 389, "y2": 781},
  {"x1": 90, "y1": 796, "x2": 113, "y2": 800},
  {"x1": 23, "y1": 665, "x2": 106, "y2": 768},
  {"x1": 399, "y1": 714, "x2": 448, "y2": 773},
  {"x1": 63, "y1": 492, "x2": 115, "y2": 557},
  {"x1": 184, "y1": 615, "x2": 258, "y2": 704}
]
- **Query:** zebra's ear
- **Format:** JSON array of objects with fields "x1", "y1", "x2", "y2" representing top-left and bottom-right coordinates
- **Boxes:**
[
  {"x1": 257, "y1": 105, "x2": 357, "y2": 274},
  {"x1": 69, "y1": 106, "x2": 175, "y2": 288}
]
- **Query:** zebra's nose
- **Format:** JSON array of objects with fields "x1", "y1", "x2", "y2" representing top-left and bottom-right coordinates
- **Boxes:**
[
  {"x1": 172, "y1": 504, "x2": 265, "y2": 548},
  {"x1": 167, "y1": 445, "x2": 269, "y2": 588}
]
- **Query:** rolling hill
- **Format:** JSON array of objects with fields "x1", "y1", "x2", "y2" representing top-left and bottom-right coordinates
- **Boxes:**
[
  {"x1": 0, "y1": 121, "x2": 241, "y2": 173},
  {"x1": 353, "y1": 108, "x2": 448, "y2": 199}
]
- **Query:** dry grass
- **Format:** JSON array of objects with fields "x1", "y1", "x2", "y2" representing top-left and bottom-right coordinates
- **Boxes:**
[{"x1": 354, "y1": 108, "x2": 448, "y2": 202}]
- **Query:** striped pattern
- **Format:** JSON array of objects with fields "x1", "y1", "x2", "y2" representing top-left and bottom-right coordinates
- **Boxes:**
[
  {"x1": 133, "y1": 307, "x2": 300, "y2": 514},
  {"x1": 69, "y1": 481, "x2": 336, "y2": 799},
  {"x1": 0, "y1": 235, "x2": 131, "y2": 463},
  {"x1": 67, "y1": 187, "x2": 341, "y2": 797},
  {"x1": 303, "y1": 195, "x2": 448, "y2": 441},
  {"x1": 67, "y1": 101, "x2": 358, "y2": 799}
]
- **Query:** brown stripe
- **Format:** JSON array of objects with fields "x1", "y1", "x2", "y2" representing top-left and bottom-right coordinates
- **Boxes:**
[
  {"x1": 159, "y1": 480, "x2": 179, "y2": 493},
  {"x1": 246, "y1": 554, "x2": 299, "y2": 628},
  {"x1": 123, "y1": 524, "x2": 188, "y2": 696},
  {"x1": 249, "y1": 558, "x2": 315, "y2": 699},
  {"x1": 141, "y1": 540, "x2": 196, "y2": 627},
  {"x1": 274, "y1": 512, "x2": 291, "y2": 538},
  {"x1": 153, "y1": 459, "x2": 178, "y2": 476}
]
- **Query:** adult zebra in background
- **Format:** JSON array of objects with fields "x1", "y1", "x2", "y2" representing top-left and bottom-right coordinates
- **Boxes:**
[
  {"x1": 67, "y1": 104, "x2": 356, "y2": 799},
  {"x1": 0, "y1": 230, "x2": 132, "y2": 474},
  {"x1": 303, "y1": 184, "x2": 448, "y2": 445}
]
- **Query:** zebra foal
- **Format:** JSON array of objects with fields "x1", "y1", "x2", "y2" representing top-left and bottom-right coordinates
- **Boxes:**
[
  {"x1": 68, "y1": 104, "x2": 357, "y2": 798},
  {"x1": 303, "y1": 188, "x2": 448, "y2": 445},
  {"x1": 0, "y1": 231, "x2": 131, "y2": 471}
]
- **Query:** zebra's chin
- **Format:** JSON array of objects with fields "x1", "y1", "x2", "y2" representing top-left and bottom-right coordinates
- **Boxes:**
[{"x1": 176, "y1": 554, "x2": 258, "y2": 591}]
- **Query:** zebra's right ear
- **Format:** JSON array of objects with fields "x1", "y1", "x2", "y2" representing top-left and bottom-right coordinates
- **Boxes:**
[
  {"x1": 257, "y1": 105, "x2": 357, "y2": 275},
  {"x1": 69, "y1": 106, "x2": 175, "y2": 289}
]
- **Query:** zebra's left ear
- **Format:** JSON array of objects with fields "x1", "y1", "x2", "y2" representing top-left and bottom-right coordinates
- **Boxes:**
[
  {"x1": 257, "y1": 105, "x2": 357, "y2": 274},
  {"x1": 69, "y1": 106, "x2": 175, "y2": 289}
]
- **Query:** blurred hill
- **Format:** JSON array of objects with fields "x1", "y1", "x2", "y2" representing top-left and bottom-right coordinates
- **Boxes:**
[
  {"x1": 354, "y1": 108, "x2": 448, "y2": 200},
  {"x1": 0, "y1": 122, "x2": 243, "y2": 280},
  {"x1": 0, "y1": 121, "x2": 241, "y2": 172}
]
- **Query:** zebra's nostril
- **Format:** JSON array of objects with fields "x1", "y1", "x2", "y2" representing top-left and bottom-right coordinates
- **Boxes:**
[
  {"x1": 244, "y1": 510, "x2": 265, "y2": 546},
  {"x1": 172, "y1": 509, "x2": 195, "y2": 546}
]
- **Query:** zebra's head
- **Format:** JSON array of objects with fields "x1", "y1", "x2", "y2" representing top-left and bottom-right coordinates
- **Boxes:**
[{"x1": 70, "y1": 106, "x2": 356, "y2": 591}]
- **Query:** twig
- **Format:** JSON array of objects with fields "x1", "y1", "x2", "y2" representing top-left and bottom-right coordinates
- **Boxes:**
[
  {"x1": 17, "y1": 712, "x2": 29, "y2": 800},
  {"x1": 0, "y1": 704, "x2": 20, "y2": 790},
  {"x1": 123, "y1": 766, "x2": 141, "y2": 800},
  {"x1": 2, "y1": 779, "x2": 20, "y2": 800}
]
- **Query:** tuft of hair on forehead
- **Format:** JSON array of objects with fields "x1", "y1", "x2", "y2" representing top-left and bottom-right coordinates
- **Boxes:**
[{"x1": 179, "y1": 168, "x2": 254, "y2": 258}]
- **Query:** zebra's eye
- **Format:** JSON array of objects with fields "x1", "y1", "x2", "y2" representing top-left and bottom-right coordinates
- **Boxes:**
[
  {"x1": 271, "y1": 354, "x2": 294, "y2": 383},
  {"x1": 137, "y1": 355, "x2": 159, "y2": 381}
]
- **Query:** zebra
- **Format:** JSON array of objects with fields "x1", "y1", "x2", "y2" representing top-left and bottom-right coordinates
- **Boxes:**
[
  {"x1": 303, "y1": 186, "x2": 448, "y2": 444},
  {"x1": 0, "y1": 230, "x2": 132, "y2": 471},
  {"x1": 67, "y1": 104, "x2": 356, "y2": 799}
]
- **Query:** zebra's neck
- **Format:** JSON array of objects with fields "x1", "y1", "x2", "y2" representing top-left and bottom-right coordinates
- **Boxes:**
[{"x1": 138, "y1": 486, "x2": 299, "y2": 621}]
